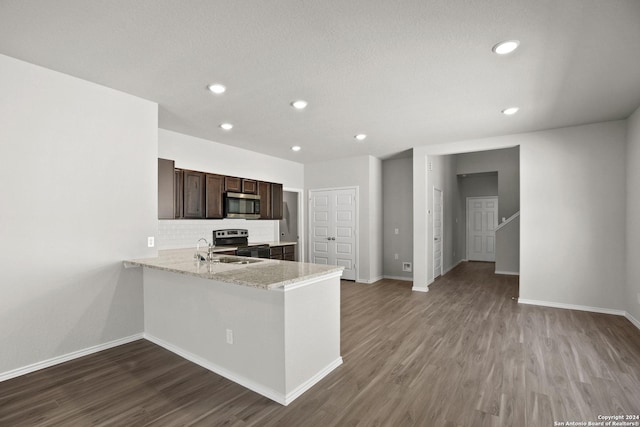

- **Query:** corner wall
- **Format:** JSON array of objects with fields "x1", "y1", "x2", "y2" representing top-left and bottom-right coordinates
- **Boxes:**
[
  {"x1": 626, "y1": 106, "x2": 640, "y2": 324},
  {"x1": 0, "y1": 54, "x2": 157, "y2": 376}
]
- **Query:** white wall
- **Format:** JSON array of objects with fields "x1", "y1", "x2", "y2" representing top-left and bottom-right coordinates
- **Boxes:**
[
  {"x1": 305, "y1": 155, "x2": 383, "y2": 283},
  {"x1": 519, "y1": 121, "x2": 626, "y2": 310},
  {"x1": 0, "y1": 54, "x2": 157, "y2": 376},
  {"x1": 457, "y1": 147, "x2": 520, "y2": 220},
  {"x1": 414, "y1": 121, "x2": 627, "y2": 311},
  {"x1": 495, "y1": 215, "x2": 520, "y2": 275},
  {"x1": 382, "y1": 157, "x2": 413, "y2": 279},
  {"x1": 157, "y1": 129, "x2": 305, "y2": 249},
  {"x1": 626, "y1": 106, "x2": 640, "y2": 323}
]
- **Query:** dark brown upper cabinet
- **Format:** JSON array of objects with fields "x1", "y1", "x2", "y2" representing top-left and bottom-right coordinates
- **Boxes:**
[
  {"x1": 257, "y1": 181, "x2": 283, "y2": 220},
  {"x1": 174, "y1": 169, "x2": 184, "y2": 218},
  {"x1": 158, "y1": 158, "x2": 175, "y2": 219},
  {"x1": 158, "y1": 159, "x2": 284, "y2": 221},
  {"x1": 257, "y1": 181, "x2": 272, "y2": 219},
  {"x1": 205, "y1": 174, "x2": 225, "y2": 219},
  {"x1": 242, "y1": 179, "x2": 257, "y2": 194},
  {"x1": 271, "y1": 183, "x2": 283, "y2": 220},
  {"x1": 183, "y1": 170, "x2": 205, "y2": 218},
  {"x1": 224, "y1": 176, "x2": 242, "y2": 193}
]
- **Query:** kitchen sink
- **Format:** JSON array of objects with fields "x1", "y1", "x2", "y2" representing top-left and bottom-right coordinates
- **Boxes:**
[{"x1": 214, "y1": 256, "x2": 262, "y2": 265}]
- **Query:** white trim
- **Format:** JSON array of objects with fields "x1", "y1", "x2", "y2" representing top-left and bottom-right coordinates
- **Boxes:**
[
  {"x1": 383, "y1": 275, "x2": 413, "y2": 282},
  {"x1": 308, "y1": 186, "x2": 359, "y2": 281},
  {"x1": 283, "y1": 357, "x2": 343, "y2": 405},
  {"x1": 0, "y1": 333, "x2": 143, "y2": 383},
  {"x1": 495, "y1": 270, "x2": 520, "y2": 276},
  {"x1": 412, "y1": 285, "x2": 429, "y2": 293},
  {"x1": 356, "y1": 275, "x2": 384, "y2": 284},
  {"x1": 625, "y1": 312, "x2": 640, "y2": 331},
  {"x1": 496, "y1": 210, "x2": 520, "y2": 231},
  {"x1": 518, "y1": 299, "x2": 626, "y2": 316},
  {"x1": 433, "y1": 187, "x2": 443, "y2": 280},
  {"x1": 144, "y1": 333, "x2": 342, "y2": 406}
]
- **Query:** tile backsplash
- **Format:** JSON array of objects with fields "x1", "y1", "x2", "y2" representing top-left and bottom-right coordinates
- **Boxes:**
[{"x1": 158, "y1": 219, "x2": 279, "y2": 249}]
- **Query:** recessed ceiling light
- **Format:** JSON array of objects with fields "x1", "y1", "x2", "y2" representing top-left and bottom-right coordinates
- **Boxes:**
[
  {"x1": 291, "y1": 146, "x2": 301, "y2": 152},
  {"x1": 291, "y1": 100, "x2": 308, "y2": 110},
  {"x1": 207, "y1": 83, "x2": 226, "y2": 94},
  {"x1": 354, "y1": 134, "x2": 367, "y2": 141},
  {"x1": 492, "y1": 40, "x2": 520, "y2": 55},
  {"x1": 219, "y1": 123, "x2": 233, "y2": 130},
  {"x1": 501, "y1": 107, "x2": 519, "y2": 115}
]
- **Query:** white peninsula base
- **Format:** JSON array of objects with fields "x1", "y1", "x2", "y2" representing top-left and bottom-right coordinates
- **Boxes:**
[{"x1": 142, "y1": 267, "x2": 343, "y2": 405}]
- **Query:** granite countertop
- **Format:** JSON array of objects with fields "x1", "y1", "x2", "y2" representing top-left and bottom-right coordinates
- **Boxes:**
[{"x1": 125, "y1": 248, "x2": 342, "y2": 290}]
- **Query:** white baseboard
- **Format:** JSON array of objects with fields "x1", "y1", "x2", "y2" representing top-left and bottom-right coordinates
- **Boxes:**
[
  {"x1": 518, "y1": 299, "x2": 626, "y2": 316},
  {"x1": 383, "y1": 275, "x2": 413, "y2": 282},
  {"x1": 144, "y1": 333, "x2": 342, "y2": 406},
  {"x1": 411, "y1": 286, "x2": 428, "y2": 293},
  {"x1": 495, "y1": 270, "x2": 520, "y2": 276},
  {"x1": 626, "y1": 312, "x2": 640, "y2": 331},
  {"x1": 0, "y1": 333, "x2": 144, "y2": 383},
  {"x1": 283, "y1": 357, "x2": 343, "y2": 405},
  {"x1": 145, "y1": 333, "x2": 286, "y2": 404},
  {"x1": 356, "y1": 275, "x2": 384, "y2": 284}
]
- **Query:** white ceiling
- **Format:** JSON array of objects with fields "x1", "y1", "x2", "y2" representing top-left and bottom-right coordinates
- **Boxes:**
[{"x1": 1, "y1": 0, "x2": 639, "y2": 164}]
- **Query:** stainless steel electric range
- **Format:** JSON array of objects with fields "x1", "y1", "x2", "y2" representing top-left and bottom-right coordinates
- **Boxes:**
[{"x1": 212, "y1": 229, "x2": 270, "y2": 258}]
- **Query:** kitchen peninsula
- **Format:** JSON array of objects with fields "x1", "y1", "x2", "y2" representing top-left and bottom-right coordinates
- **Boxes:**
[{"x1": 125, "y1": 250, "x2": 344, "y2": 405}]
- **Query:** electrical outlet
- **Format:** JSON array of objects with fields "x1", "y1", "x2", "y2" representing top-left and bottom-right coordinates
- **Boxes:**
[
  {"x1": 402, "y1": 262, "x2": 412, "y2": 272},
  {"x1": 226, "y1": 329, "x2": 233, "y2": 344},
  {"x1": 394, "y1": 228, "x2": 399, "y2": 235},
  {"x1": 394, "y1": 253, "x2": 399, "y2": 260},
  {"x1": 147, "y1": 236, "x2": 155, "y2": 248}
]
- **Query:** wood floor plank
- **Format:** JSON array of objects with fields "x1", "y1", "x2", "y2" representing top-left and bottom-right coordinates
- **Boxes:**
[{"x1": 1, "y1": 262, "x2": 639, "y2": 426}]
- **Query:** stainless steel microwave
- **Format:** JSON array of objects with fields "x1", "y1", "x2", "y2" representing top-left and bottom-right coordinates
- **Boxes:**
[{"x1": 225, "y1": 192, "x2": 261, "y2": 219}]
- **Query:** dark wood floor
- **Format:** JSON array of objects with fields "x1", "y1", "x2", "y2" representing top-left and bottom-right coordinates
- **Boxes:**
[{"x1": 2, "y1": 262, "x2": 639, "y2": 426}]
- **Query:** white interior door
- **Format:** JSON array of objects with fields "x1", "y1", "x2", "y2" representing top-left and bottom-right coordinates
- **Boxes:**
[
  {"x1": 309, "y1": 188, "x2": 357, "y2": 280},
  {"x1": 467, "y1": 197, "x2": 498, "y2": 262},
  {"x1": 433, "y1": 188, "x2": 443, "y2": 279}
]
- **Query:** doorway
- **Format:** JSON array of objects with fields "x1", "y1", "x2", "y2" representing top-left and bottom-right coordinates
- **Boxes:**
[
  {"x1": 309, "y1": 187, "x2": 358, "y2": 280},
  {"x1": 466, "y1": 197, "x2": 498, "y2": 262},
  {"x1": 279, "y1": 191, "x2": 299, "y2": 260}
]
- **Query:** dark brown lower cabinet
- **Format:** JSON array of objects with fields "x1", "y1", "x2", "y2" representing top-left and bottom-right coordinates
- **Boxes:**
[
  {"x1": 269, "y1": 246, "x2": 283, "y2": 260},
  {"x1": 283, "y1": 244, "x2": 295, "y2": 261},
  {"x1": 269, "y1": 244, "x2": 295, "y2": 261},
  {"x1": 183, "y1": 170, "x2": 205, "y2": 218}
]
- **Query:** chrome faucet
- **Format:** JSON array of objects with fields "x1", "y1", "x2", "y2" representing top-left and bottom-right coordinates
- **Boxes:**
[
  {"x1": 195, "y1": 237, "x2": 209, "y2": 261},
  {"x1": 195, "y1": 237, "x2": 216, "y2": 262}
]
